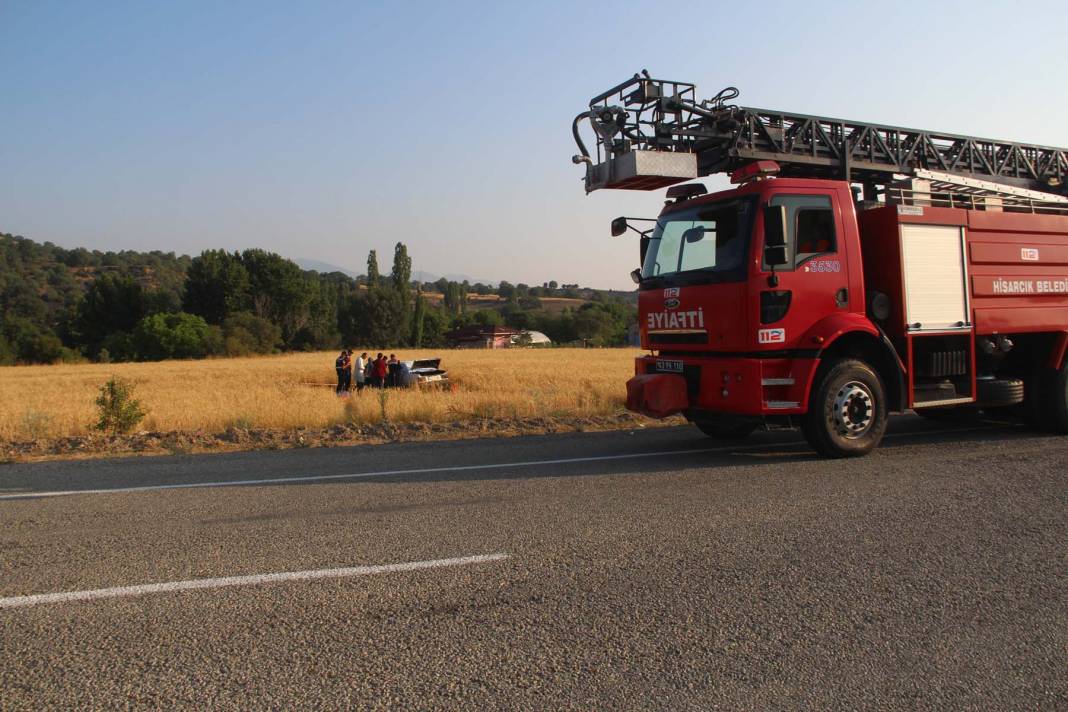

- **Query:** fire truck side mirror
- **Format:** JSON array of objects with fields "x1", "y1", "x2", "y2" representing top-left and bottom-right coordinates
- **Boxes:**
[
  {"x1": 763, "y1": 205, "x2": 787, "y2": 247},
  {"x1": 763, "y1": 205, "x2": 790, "y2": 266},
  {"x1": 611, "y1": 217, "x2": 628, "y2": 237}
]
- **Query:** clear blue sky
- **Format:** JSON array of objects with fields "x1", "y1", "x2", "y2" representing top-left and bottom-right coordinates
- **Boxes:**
[{"x1": 3, "y1": 0, "x2": 1066, "y2": 289}]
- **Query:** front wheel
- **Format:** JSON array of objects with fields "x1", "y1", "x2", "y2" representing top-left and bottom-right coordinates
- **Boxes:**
[{"x1": 801, "y1": 359, "x2": 888, "y2": 458}]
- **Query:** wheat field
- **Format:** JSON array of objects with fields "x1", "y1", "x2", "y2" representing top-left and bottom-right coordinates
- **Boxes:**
[{"x1": 0, "y1": 349, "x2": 643, "y2": 441}]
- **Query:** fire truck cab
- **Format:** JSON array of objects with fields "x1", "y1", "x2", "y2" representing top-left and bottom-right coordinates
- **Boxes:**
[{"x1": 575, "y1": 73, "x2": 1068, "y2": 456}]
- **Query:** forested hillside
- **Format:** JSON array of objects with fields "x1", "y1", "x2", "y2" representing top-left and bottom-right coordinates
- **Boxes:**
[{"x1": 0, "y1": 233, "x2": 635, "y2": 364}]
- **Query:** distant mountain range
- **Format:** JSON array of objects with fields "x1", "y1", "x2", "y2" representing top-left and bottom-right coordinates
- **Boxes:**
[{"x1": 293, "y1": 258, "x2": 360, "y2": 278}]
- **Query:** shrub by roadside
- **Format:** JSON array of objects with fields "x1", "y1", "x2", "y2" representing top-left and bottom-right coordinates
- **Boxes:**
[{"x1": 94, "y1": 377, "x2": 146, "y2": 434}]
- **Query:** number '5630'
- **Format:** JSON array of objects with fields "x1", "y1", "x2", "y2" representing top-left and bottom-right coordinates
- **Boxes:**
[{"x1": 806, "y1": 260, "x2": 841, "y2": 273}]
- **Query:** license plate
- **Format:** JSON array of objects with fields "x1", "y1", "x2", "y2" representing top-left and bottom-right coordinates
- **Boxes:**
[{"x1": 655, "y1": 359, "x2": 684, "y2": 373}]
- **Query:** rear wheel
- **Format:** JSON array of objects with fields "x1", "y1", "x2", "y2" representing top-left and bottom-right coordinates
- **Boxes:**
[
  {"x1": 801, "y1": 359, "x2": 888, "y2": 458},
  {"x1": 1021, "y1": 366, "x2": 1052, "y2": 429},
  {"x1": 692, "y1": 418, "x2": 757, "y2": 440},
  {"x1": 1021, "y1": 363, "x2": 1068, "y2": 432},
  {"x1": 1049, "y1": 361, "x2": 1068, "y2": 434}
]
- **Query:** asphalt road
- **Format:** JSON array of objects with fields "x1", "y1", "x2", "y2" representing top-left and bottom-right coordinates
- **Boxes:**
[{"x1": 1, "y1": 416, "x2": 1066, "y2": 710}]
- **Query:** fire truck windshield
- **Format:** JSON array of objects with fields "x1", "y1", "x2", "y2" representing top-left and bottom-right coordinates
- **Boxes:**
[{"x1": 640, "y1": 197, "x2": 755, "y2": 287}]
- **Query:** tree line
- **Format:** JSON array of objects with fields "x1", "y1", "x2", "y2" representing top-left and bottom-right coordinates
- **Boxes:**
[{"x1": 0, "y1": 232, "x2": 635, "y2": 365}]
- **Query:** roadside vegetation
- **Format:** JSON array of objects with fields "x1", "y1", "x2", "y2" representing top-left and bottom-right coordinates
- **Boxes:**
[{"x1": 0, "y1": 349, "x2": 644, "y2": 444}]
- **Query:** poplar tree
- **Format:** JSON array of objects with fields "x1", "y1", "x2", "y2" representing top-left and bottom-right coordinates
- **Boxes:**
[
  {"x1": 391, "y1": 242, "x2": 413, "y2": 343},
  {"x1": 366, "y1": 250, "x2": 380, "y2": 287},
  {"x1": 391, "y1": 243, "x2": 412, "y2": 298},
  {"x1": 411, "y1": 291, "x2": 426, "y2": 347}
]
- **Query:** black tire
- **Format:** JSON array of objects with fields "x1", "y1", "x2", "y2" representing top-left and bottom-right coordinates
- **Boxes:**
[
  {"x1": 801, "y1": 358, "x2": 888, "y2": 458},
  {"x1": 1020, "y1": 366, "x2": 1051, "y2": 429},
  {"x1": 692, "y1": 419, "x2": 757, "y2": 440},
  {"x1": 1049, "y1": 361, "x2": 1068, "y2": 434},
  {"x1": 976, "y1": 378, "x2": 1024, "y2": 408}
]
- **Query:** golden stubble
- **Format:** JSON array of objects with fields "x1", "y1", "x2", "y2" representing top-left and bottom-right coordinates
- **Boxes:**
[{"x1": 0, "y1": 349, "x2": 644, "y2": 440}]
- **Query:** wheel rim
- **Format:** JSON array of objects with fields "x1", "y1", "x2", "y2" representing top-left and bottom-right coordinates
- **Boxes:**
[{"x1": 832, "y1": 380, "x2": 874, "y2": 439}]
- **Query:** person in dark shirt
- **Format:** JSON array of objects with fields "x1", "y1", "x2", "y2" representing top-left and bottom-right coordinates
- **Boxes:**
[
  {"x1": 341, "y1": 349, "x2": 353, "y2": 392},
  {"x1": 334, "y1": 350, "x2": 351, "y2": 395},
  {"x1": 364, "y1": 356, "x2": 375, "y2": 388},
  {"x1": 387, "y1": 353, "x2": 400, "y2": 388}
]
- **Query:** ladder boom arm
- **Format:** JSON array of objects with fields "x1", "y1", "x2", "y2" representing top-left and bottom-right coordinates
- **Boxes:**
[{"x1": 574, "y1": 72, "x2": 1068, "y2": 196}]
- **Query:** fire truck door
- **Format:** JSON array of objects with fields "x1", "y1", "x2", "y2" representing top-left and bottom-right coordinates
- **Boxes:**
[{"x1": 760, "y1": 194, "x2": 849, "y2": 348}]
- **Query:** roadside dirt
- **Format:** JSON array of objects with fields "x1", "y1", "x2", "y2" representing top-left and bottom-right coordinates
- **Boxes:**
[{"x1": 0, "y1": 413, "x2": 684, "y2": 464}]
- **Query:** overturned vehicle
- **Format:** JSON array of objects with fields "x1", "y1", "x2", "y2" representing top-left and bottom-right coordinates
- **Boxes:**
[{"x1": 395, "y1": 358, "x2": 449, "y2": 388}]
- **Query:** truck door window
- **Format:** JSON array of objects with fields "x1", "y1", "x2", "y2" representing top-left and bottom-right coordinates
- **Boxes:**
[{"x1": 766, "y1": 195, "x2": 836, "y2": 270}]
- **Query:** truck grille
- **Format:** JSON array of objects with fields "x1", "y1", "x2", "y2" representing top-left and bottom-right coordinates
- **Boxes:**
[{"x1": 649, "y1": 332, "x2": 708, "y2": 345}]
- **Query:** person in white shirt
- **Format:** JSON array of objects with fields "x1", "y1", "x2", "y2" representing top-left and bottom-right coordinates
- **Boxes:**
[{"x1": 353, "y1": 352, "x2": 368, "y2": 392}]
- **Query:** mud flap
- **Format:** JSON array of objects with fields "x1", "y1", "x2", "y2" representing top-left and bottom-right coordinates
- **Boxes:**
[{"x1": 626, "y1": 374, "x2": 689, "y2": 419}]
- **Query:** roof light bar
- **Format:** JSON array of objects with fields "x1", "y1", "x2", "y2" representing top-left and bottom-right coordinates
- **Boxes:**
[
  {"x1": 665, "y1": 183, "x2": 707, "y2": 200},
  {"x1": 730, "y1": 161, "x2": 781, "y2": 185}
]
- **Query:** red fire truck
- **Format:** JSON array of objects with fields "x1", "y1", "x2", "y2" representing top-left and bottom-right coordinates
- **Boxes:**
[{"x1": 572, "y1": 72, "x2": 1068, "y2": 457}]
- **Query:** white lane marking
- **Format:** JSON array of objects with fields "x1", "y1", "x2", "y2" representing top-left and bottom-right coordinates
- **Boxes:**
[
  {"x1": 0, "y1": 553, "x2": 510, "y2": 609},
  {"x1": 0, "y1": 424, "x2": 1005, "y2": 501}
]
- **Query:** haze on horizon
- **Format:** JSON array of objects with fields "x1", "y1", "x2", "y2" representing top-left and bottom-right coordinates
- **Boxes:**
[{"x1": 3, "y1": 0, "x2": 1066, "y2": 290}]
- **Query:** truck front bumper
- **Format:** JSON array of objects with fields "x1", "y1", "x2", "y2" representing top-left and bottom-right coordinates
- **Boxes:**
[
  {"x1": 625, "y1": 373, "x2": 689, "y2": 419},
  {"x1": 626, "y1": 355, "x2": 816, "y2": 419}
]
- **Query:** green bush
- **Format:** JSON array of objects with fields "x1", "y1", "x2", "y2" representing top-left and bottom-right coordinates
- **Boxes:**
[
  {"x1": 133, "y1": 312, "x2": 223, "y2": 361},
  {"x1": 94, "y1": 377, "x2": 146, "y2": 434},
  {"x1": 2, "y1": 316, "x2": 68, "y2": 363}
]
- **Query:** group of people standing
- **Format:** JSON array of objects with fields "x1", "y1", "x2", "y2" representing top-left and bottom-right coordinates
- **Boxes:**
[{"x1": 334, "y1": 350, "x2": 408, "y2": 394}]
